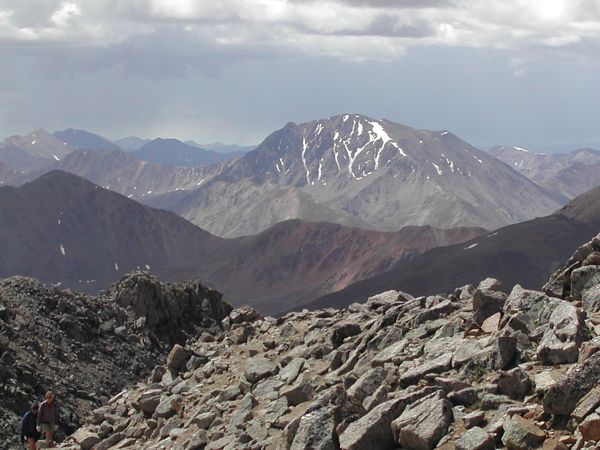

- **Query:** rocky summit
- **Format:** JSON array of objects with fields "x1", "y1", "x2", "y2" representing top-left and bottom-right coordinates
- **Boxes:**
[
  {"x1": 27, "y1": 231, "x2": 599, "y2": 449},
  {"x1": 0, "y1": 273, "x2": 231, "y2": 448}
]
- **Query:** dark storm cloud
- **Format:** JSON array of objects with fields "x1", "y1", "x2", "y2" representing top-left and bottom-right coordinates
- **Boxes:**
[{"x1": 1, "y1": 0, "x2": 600, "y2": 147}]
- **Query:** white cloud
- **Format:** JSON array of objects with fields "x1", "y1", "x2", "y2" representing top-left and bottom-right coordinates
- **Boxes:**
[{"x1": 0, "y1": 0, "x2": 599, "y2": 62}]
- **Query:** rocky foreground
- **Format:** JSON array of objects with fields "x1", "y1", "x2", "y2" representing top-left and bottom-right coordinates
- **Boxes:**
[
  {"x1": 40, "y1": 232, "x2": 600, "y2": 450},
  {"x1": 0, "y1": 274, "x2": 231, "y2": 448}
]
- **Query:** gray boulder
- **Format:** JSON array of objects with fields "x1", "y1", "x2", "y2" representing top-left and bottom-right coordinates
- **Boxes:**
[
  {"x1": 544, "y1": 351, "x2": 600, "y2": 416},
  {"x1": 473, "y1": 288, "x2": 507, "y2": 326},
  {"x1": 391, "y1": 391, "x2": 453, "y2": 450},
  {"x1": 455, "y1": 427, "x2": 495, "y2": 450},
  {"x1": 166, "y1": 344, "x2": 190, "y2": 371},
  {"x1": 339, "y1": 389, "x2": 435, "y2": 450},
  {"x1": 347, "y1": 367, "x2": 387, "y2": 404},
  {"x1": 571, "y1": 265, "x2": 600, "y2": 301},
  {"x1": 497, "y1": 368, "x2": 532, "y2": 400},
  {"x1": 290, "y1": 407, "x2": 337, "y2": 450},
  {"x1": 399, "y1": 353, "x2": 452, "y2": 387},
  {"x1": 244, "y1": 356, "x2": 275, "y2": 384},
  {"x1": 501, "y1": 415, "x2": 545, "y2": 449}
]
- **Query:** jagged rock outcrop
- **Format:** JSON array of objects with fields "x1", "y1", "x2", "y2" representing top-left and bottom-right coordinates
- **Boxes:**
[{"x1": 0, "y1": 273, "x2": 230, "y2": 448}]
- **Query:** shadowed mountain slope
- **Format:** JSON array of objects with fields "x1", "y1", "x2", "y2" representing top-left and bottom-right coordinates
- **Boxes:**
[
  {"x1": 307, "y1": 193, "x2": 600, "y2": 310},
  {"x1": 0, "y1": 171, "x2": 483, "y2": 313}
]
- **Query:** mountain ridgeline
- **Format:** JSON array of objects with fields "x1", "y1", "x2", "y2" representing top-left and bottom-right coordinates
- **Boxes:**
[{"x1": 0, "y1": 171, "x2": 484, "y2": 314}]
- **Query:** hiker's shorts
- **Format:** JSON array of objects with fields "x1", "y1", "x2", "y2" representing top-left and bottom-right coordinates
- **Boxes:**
[{"x1": 40, "y1": 423, "x2": 54, "y2": 434}]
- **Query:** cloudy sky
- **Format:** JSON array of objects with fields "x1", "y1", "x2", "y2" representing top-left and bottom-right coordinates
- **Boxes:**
[{"x1": 1, "y1": 0, "x2": 600, "y2": 148}]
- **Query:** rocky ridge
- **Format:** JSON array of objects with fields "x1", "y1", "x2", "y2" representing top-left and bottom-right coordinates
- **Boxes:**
[
  {"x1": 52, "y1": 232, "x2": 600, "y2": 449},
  {"x1": 0, "y1": 273, "x2": 231, "y2": 448}
]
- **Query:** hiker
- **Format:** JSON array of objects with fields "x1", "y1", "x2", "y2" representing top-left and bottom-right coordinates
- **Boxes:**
[
  {"x1": 20, "y1": 402, "x2": 40, "y2": 450},
  {"x1": 36, "y1": 391, "x2": 57, "y2": 444}
]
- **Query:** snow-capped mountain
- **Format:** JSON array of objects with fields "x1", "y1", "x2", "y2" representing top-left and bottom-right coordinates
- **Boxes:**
[
  {"x1": 151, "y1": 114, "x2": 563, "y2": 236},
  {"x1": 489, "y1": 145, "x2": 600, "y2": 199}
]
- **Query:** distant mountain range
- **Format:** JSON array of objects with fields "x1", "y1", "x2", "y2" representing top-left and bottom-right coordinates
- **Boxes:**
[
  {"x1": 53, "y1": 128, "x2": 121, "y2": 151},
  {"x1": 0, "y1": 129, "x2": 246, "y2": 175},
  {"x1": 3, "y1": 117, "x2": 600, "y2": 239},
  {"x1": 0, "y1": 171, "x2": 483, "y2": 313},
  {"x1": 113, "y1": 136, "x2": 150, "y2": 151},
  {"x1": 0, "y1": 129, "x2": 73, "y2": 170},
  {"x1": 132, "y1": 138, "x2": 243, "y2": 167},
  {"x1": 186, "y1": 141, "x2": 255, "y2": 154},
  {"x1": 308, "y1": 187, "x2": 600, "y2": 311},
  {"x1": 488, "y1": 145, "x2": 600, "y2": 198}
]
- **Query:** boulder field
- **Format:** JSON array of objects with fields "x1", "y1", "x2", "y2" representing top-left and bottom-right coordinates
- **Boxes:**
[{"x1": 39, "y1": 232, "x2": 600, "y2": 449}]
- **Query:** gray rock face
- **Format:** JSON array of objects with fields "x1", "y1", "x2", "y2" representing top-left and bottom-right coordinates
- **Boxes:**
[
  {"x1": 544, "y1": 351, "x2": 600, "y2": 415},
  {"x1": 455, "y1": 427, "x2": 495, "y2": 450},
  {"x1": 399, "y1": 353, "x2": 452, "y2": 387},
  {"x1": 148, "y1": 114, "x2": 562, "y2": 237},
  {"x1": 279, "y1": 358, "x2": 305, "y2": 384},
  {"x1": 347, "y1": 367, "x2": 387, "y2": 404},
  {"x1": 281, "y1": 378, "x2": 314, "y2": 406},
  {"x1": 501, "y1": 415, "x2": 546, "y2": 449},
  {"x1": 135, "y1": 389, "x2": 162, "y2": 415},
  {"x1": 497, "y1": 368, "x2": 532, "y2": 400},
  {"x1": 571, "y1": 266, "x2": 600, "y2": 301},
  {"x1": 244, "y1": 357, "x2": 276, "y2": 384},
  {"x1": 391, "y1": 391, "x2": 453, "y2": 450},
  {"x1": 290, "y1": 407, "x2": 337, "y2": 450},
  {"x1": 473, "y1": 287, "x2": 507, "y2": 325},
  {"x1": 339, "y1": 390, "x2": 433, "y2": 450}
]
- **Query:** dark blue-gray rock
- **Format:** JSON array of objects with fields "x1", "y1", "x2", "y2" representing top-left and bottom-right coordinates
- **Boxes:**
[
  {"x1": 331, "y1": 322, "x2": 362, "y2": 347},
  {"x1": 290, "y1": 407, "x2": 337, "y2": 450},
  {"x1": 281, "y1": 377, "x2": 314, "y2": 406}
]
